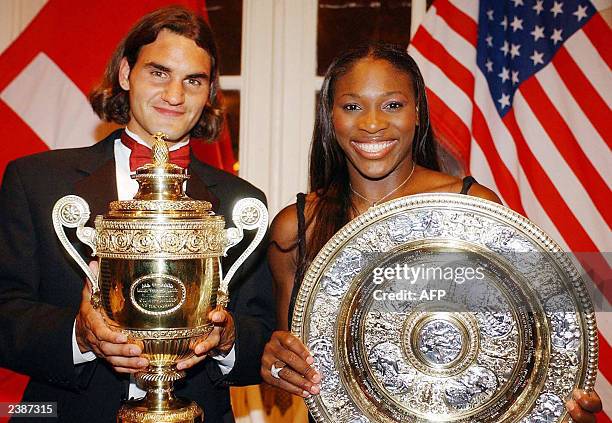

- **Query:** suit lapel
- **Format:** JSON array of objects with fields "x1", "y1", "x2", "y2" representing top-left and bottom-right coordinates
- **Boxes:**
[
  {"x1": 73, "y1": 133, "x2": 119, "y2": 224},
  {"x1": 187, "y1": 159, "x2": 220, "y2": 212},
  {"x1": 74, "y1": 159, "x2": 118, "y2": 224}
]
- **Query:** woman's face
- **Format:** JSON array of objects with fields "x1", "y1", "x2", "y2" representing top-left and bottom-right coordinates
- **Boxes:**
[{"x1": 332, "y1": 58, "x2": 417, "y2": 180}]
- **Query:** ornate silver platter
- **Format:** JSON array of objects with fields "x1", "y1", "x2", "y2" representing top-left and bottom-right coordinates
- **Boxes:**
[{"x1": 291, "y1": 194, "x2": 598, "y2": 423}]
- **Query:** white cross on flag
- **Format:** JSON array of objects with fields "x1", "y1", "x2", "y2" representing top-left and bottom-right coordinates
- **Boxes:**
[{"x1": 409, "y1": 0, "x2": 611, "y2": 419}]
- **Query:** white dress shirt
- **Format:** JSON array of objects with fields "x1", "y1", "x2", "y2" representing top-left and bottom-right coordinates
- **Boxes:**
[{"x1": 72, "y1": 128, "x2": 235, "y2": 399}]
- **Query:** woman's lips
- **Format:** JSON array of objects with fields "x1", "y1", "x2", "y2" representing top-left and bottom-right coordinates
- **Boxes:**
[{"x1": 351, "y1": 139, "x2": 397, "y2": 158}]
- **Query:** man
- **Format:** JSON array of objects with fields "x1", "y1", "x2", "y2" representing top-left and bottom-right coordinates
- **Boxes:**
[{"x1": 0, "y1": 7, "x2": 274, "y2": 422}]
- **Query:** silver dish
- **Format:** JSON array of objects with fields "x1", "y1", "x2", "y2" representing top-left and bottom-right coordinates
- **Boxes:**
[{"x1": 291, "y1": 193, "x2": 597, "y2": 422}]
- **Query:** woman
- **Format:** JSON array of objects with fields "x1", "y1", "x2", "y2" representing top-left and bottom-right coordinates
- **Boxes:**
[{"x1": 261, "y1": 43, "x2": 601, "y2": 422}]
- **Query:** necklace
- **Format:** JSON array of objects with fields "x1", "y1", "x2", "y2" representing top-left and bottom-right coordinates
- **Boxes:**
[{"x1": 350, "y1": 162, "x2": 416, "y2": 208}]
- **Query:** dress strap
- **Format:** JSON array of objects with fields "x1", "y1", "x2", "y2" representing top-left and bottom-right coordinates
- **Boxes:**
[
  {"x1": 289, "y1": 193, "x2": 307, "y2": 322},
  {"x1": 460, "y1": 176, "x2": 478, "y2": 195},
  {"x1": 296, "y1": 192, "x2": 307, "y2": 280}
]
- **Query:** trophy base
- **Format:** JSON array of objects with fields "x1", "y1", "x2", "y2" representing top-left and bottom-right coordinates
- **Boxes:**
[{"x1": 117, "y1": 398, "x2": 203, "y2": 423}]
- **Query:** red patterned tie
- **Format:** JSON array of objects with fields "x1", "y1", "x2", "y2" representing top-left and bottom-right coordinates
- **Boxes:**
[{"x1": 121, "y1": 132, "x2": 190, "y2": 171}]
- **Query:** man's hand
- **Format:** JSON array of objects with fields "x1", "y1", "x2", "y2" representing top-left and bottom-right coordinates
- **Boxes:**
[
  {"x1": 565, "y1": 389, "x2": 602, "y2": 423},
  {"x1": 74, "y1": 261, "x2": 148, "y2": 374},
  {"x1": 175, "y1": 307, "x2": 235, "y2": 371},
  {"x1": 260, "y1": 330, "x2": 320, "y2": 398}
]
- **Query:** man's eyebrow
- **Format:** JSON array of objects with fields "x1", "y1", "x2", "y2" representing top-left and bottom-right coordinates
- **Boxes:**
[
  {"x1": 144, "y1": 62, "x2": 171, "y2": 72},
  {"x1": 185, "y1": 72, "x2": 209, "y2": 80},
  {"x1": 144, "y1": 62, "x2": 209, "y2": 80}
]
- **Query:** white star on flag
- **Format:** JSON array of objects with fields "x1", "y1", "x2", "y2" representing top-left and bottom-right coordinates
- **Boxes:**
[
  {"x1": 512, "y1": 0, "x2": 524, "y2": 6},
  {"x1": 500, "y1": 16, "x2": 508, "y2": 30},
  {"x1": 485, "y1": 59, "x2": 493, "y2": 72},
  {"x1": 498, "y1": 93, "x2": 511, "y2": 108},
  {"x1": 530, "y1": 50, "x2": 544, "y2": 65},
  {"x1": 550, "y1": 28, "x2": 563, "y2": 45},
  {"x1": 533, "y1": 0, "x2": 544, "y2": 15},
  {"x1": 510, "y1": 16, "x2": 524, "y2": 32},
  {"x1": 531, "y1": 25, "x2": 545, "y2": 41},
  {"x1": 500, "y1": 41, "x2": 510, "y2": 56},
  {"x1": 551, "y1": 1, "x2": 564, "y2": 17},
  {"x1": 498, "y1": 66, "x2": 510, "y2": 82},
  {"x1": 486, "y1": 35, "x2": 493, "y2": 47},
  {"x1": 511, "y1": 70, "x2": 519, "y2": 85},
  {"x1": 573, "y1": 5, "x2": 588, "y2": 21},
  {"x1": 487, "y1": 9, "x2": 494, "y2": 20},
  {"x1": 510, "y1": 43, "x2": 521, "y2": 58}
]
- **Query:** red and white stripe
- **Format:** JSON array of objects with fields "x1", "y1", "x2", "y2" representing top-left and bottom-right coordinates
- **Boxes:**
[{"x1": 410, "y1": 0, "x2": 612, "y2": 418}]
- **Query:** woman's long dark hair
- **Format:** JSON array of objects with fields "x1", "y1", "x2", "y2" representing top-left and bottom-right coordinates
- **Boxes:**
[{"x1": 302, "y1": 42, "x2": 439, "y2": 274}]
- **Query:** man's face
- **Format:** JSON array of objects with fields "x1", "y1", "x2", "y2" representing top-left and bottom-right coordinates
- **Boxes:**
[{"x1": 119, "y1": 29, "x2": 212, "y2": 145}]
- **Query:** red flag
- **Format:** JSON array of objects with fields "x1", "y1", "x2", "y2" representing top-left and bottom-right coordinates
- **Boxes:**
[
  {"x1": 0, "y1": 0, "x2": 236, "y2": 179},
  {"x1": 0, "y1": 0, "x2": 235, "y2": 414},
  {"x1": 410, "y1": 0, "x2": 611, "y2": 418}
]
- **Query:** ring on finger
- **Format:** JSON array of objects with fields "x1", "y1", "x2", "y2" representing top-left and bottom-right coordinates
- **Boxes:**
[{"x1": 270, "y1": 361, "x2": 286, "y2": 379}]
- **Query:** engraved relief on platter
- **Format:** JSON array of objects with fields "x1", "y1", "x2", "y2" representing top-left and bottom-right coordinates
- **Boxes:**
[
  {"x1": 293, "y1": 194, "x2": 597, "y2": 423},
  {"x1": 350, "y1": 255, "x2": 527, "y2": 419}
]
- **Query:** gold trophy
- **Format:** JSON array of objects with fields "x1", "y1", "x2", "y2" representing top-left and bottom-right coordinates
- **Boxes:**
[{"x1": 52, "y1": 133, "x2": 268, "y2": 423}]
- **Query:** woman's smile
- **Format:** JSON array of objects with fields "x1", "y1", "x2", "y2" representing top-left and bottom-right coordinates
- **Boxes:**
[{"x1": 351, "y1": 139, "x2": 398, "y2": 158}]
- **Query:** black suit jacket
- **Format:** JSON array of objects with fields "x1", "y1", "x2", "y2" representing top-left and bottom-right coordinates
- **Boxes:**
[{"x1": 0, "y1": 130, "x2": 275, "y2": 422}]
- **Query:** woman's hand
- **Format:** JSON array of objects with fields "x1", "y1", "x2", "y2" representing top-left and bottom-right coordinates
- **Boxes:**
[
  {"x1": 261, "y1": 330, "x2": 321, "y2": 398},
  {"x1": 566, "y1": 389, "x2": 602, "y2": 423}
]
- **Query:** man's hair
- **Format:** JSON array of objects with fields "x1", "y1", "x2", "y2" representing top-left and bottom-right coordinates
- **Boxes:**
[{"x1": 89, "y1": 6, "x2": 222, "y2": 140}]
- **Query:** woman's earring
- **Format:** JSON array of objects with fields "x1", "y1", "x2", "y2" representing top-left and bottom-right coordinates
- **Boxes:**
[{"x1": 415, "y1": 106, "x2": 420, "y2": 126}]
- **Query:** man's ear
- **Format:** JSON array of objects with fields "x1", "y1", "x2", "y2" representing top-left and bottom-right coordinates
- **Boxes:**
[{"x1": 119, "y1": 58, "x2": 131, "y2": 91}]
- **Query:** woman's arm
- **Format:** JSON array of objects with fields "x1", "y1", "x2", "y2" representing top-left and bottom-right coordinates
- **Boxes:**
[
  {"x1": 267, "y1": 205, "x2": 299, "y2": 331},
  {"x1": 261, "y1": 204, "x2": 321, "y2": 397}
]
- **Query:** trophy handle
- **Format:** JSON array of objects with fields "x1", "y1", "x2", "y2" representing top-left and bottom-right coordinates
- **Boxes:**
[
  {"x1": 52, "y1": 195, "x2": 98, "y2": 292},
  {"x1": 219, "y1": 198, "x2": 268, "y2": 305}
]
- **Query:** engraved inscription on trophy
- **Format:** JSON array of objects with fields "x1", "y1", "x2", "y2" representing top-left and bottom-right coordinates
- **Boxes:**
[{"x1": 130, "y1": 274, "x2": 186, "y2": 316}]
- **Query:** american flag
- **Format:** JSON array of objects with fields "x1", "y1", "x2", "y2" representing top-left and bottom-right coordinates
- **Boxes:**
[{"x1": 409, "y1": 0, "x2": 611, "y2": 418}]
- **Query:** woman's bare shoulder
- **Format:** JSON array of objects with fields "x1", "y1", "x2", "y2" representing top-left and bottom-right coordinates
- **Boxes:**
[
  {"x1": 414, "y1": 168, "x2": 502, "y2": 204},
  {"x1": 269, "y1": 193, "x2": 320, "y2": 249},
  {"x1": 465, "y1": 182, "x2": 502, "y2": 203},
  {"x1": 270, "y1": 203, "x2": 299, "y2": 249}
]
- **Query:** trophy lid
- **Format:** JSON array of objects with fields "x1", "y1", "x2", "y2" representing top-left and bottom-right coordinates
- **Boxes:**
[{"x1": 106, "y1": 132, "x2": 213, "y2": 219}]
